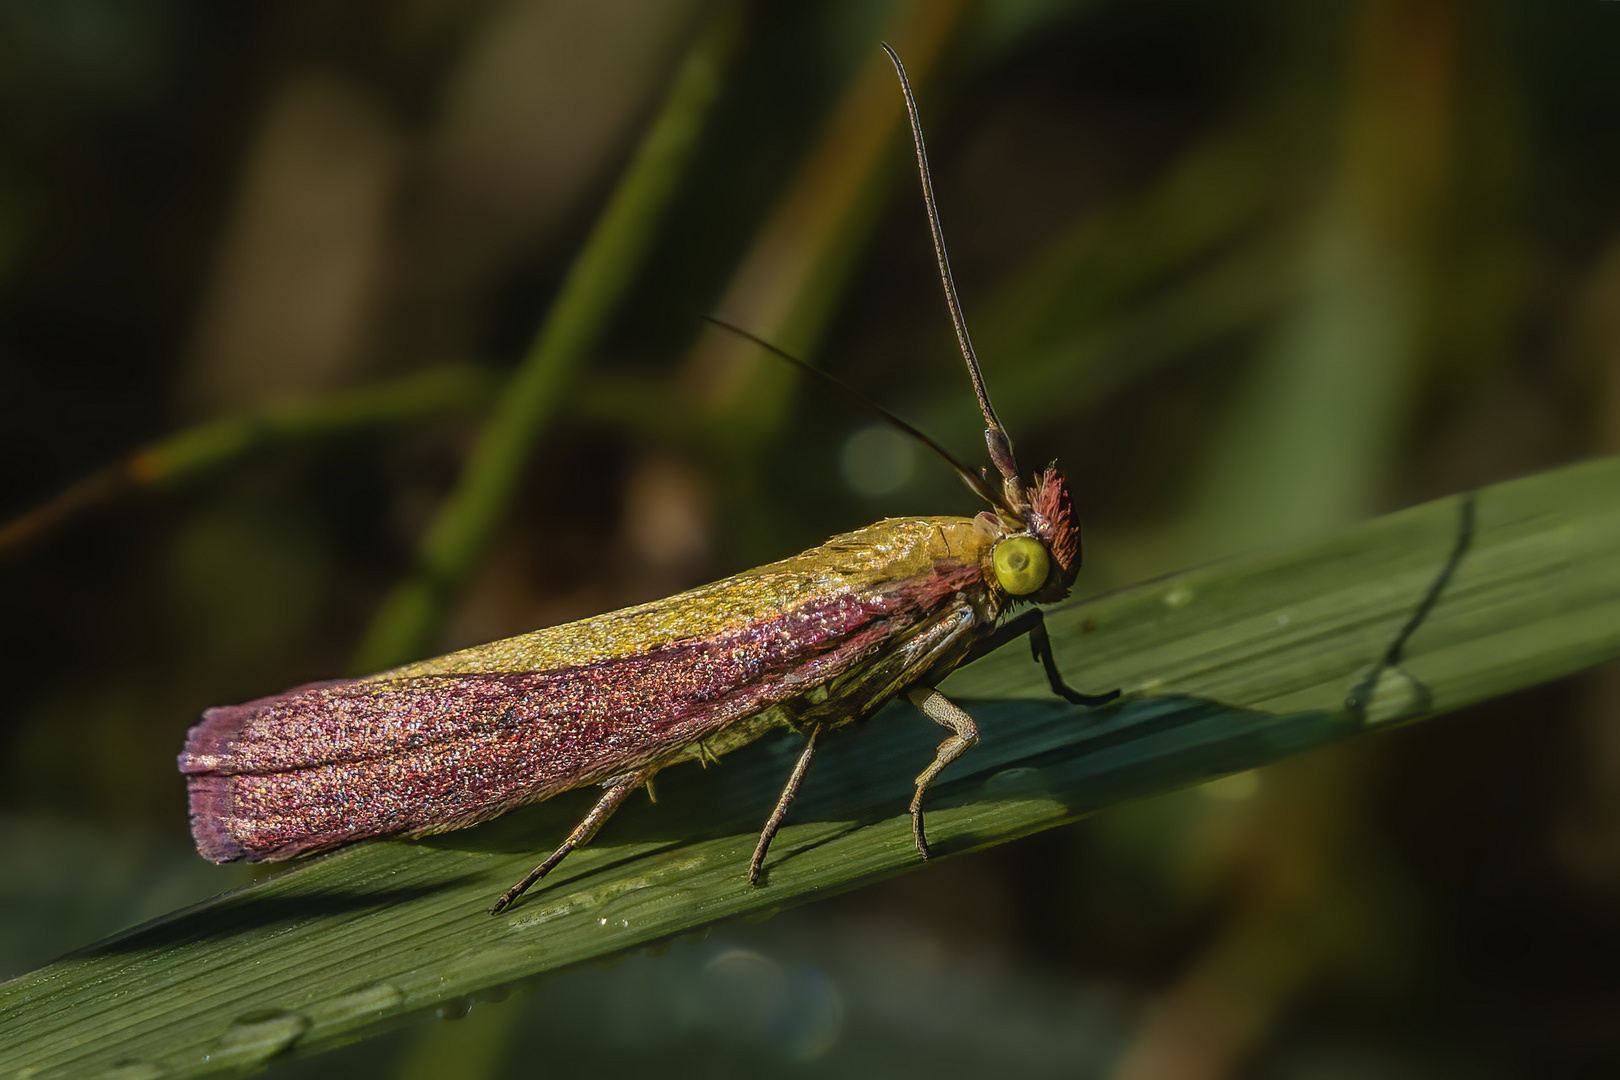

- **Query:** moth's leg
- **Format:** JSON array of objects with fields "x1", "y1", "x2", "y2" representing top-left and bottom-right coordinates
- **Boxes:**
[
  {"x1": 489, "y1": 768, "x2": 653, "y2": 915},
  {"x1": 958, "y1": 609, "x2": 1119, "y2": 707},
  {"x1": 1025, "y1": 613, "x2": 1120, "y2": 706},
  {"x1": 748, "y1": 726, "x2": 821, "y2": 885},
  {"x1": 905, "y1": 686, "x2": 979, "y2": 860}
]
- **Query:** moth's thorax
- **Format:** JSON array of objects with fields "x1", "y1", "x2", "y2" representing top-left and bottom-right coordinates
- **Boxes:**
[{"x1": 790, "y1": 514, "x2": 1003, "y2": 618}]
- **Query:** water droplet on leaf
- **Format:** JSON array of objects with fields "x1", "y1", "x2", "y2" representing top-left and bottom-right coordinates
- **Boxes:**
[
  {"x1": 315, "y1": 981, "x2": 404, "y2": 1024},
  {"x1": 97, "y1": 1061, "x2": 166, "y2": 1080},
  {"x1": 205, "y1": 1009, "x2": 309, "y2": 1066},
  {"x1": 434, "y1": 998, "x2": 473, "y2": 1021}
]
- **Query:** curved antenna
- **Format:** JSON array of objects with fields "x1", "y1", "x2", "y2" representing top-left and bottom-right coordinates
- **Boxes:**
[
  {"x1": 702, "y1": 316, "x2": 1006, "y2": 510},
  {"x1": 881, "y1": 42, "x2": 1027, "y2": 512}
]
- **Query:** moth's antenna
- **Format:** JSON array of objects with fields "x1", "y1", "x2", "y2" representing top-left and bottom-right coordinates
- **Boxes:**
[
  {"x1": 702, "y1": 315, "x2": 1006, "y2": 510},
  {"x1": 881, "y1": 42, "x2": 1028, "y2": 514}
]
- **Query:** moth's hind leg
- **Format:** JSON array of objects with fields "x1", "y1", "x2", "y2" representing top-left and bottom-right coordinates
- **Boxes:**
[
  {"x1": 488, "y1": 767, "x2": 654, "y2": 915},
  {"x1": 749, "y1": 726, "x2": 821, "y2": 885},
  {"x1": 905, "y1": 686, "x2": 980, "y2": 860},
  {"x1": 963, "y1": 609, "x2": 1119, "y2": 707}
]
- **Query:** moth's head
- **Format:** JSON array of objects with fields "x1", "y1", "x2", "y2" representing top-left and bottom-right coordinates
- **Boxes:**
[{"x1": 982, "y1": 465, "x2": 1082, "y2": 604}]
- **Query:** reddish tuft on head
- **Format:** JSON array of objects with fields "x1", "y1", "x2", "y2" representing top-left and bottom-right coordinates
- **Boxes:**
[{"x1": 1029, "y1": 466, "x2": 1082, "y2": 597}]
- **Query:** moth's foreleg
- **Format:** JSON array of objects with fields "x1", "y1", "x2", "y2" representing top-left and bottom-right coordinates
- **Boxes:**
[
  {"x1": 1025, "y1": 612, "x2": 1120, "y2": 706},
  {"x1": 749, "y1": 727, "x2": 821, "y2": 886},
  {"x1": 962, "y1": 609, "x2": 1119, "y2": 707},
  {"x1": 488, "y1": 768, "x2": 654, "y2": 915},
  {"x1": 905, "y1": 686, "x2": 980, "y2": 860}
]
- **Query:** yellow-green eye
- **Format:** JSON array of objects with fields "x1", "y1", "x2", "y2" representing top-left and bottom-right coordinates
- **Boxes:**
[{"x1": 992, "y1": 536, "x2": 1050, "y2": 596}]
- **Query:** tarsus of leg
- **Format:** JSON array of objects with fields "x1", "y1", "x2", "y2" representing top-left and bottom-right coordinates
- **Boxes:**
[
  {"x1": 488, "y1": 769, "x2": 652, "y2": 915},
  {"x1": 749, "y1": 727, "x2": 821, "y2": 885},
  {"x1": 905, "y1": 686, "x2": 979, "y2": 859}
]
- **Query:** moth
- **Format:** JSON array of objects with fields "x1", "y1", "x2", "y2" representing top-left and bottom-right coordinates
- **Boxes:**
[{"x1": 178, "y1": 45, "x2": 1117, "y2": 915}]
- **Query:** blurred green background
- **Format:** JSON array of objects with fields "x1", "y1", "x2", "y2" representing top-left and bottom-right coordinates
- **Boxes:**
[{"x1": 3, "y1": 0, "x2": 1620, "y2": 1076}]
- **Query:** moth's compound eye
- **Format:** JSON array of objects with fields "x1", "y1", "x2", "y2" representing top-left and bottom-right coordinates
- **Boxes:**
[{"x1": 992, "y1": 536, "x2": 1050, "y2": 596}]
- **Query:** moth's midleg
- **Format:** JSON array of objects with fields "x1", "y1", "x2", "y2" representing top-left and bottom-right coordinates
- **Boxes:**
[
  {"x1": 904, "y1": 686, "x2": 980, "y2": 859},
  {"x1": 488, "y1": 767, "x2": 655, "y2": 914},
  {"x1": 747, "y1": 725, "x2": 822, "y2": 885},
  {"x1": 958, "y1": 609, "x2": 1120, "y2": 707}
]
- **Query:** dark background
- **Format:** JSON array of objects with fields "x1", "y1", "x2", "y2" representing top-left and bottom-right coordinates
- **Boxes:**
[{"x1": 3, "y1": 0, "x2": 1620, "y2": 1076}]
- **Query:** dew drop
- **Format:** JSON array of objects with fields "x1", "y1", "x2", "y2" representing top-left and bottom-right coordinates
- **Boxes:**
[
  {"x1": 1164, "y1": 586, "x2": 1194, "y2": 609},
  {"x1": 97, "y1": 1061, "x2": 166, "y2": 1080},
  {"x1": 434, "y1": 998, "x2": 472, "y2": 1021},
  {"x1": 476, "y1": 984, "x2": 512, "y2": 1006},
  {"x1": 314, "y1": 981, "x2": 405, "y2": 1025},
  {"x1": 590, "y1": 881, "x2": 664, "y2": 931},
  {"x1": 984, "y1": 766, "x2": 1041, "y2": 793},
  {"x1": 204, "y1": 1009, "x2": 309, "y2": 1066},
  {"x1": 1346, "y1": 664, "x2": 1428, "y2": 725}
]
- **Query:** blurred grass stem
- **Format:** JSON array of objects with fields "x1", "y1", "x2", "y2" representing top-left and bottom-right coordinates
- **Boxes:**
[
  {"x1": 1187, "y1": 0, "x2": 1459, "y2": 558},
  {"x1": 349, "y1": 10, "x2": 740, "y2": 673},
  {"x1": 0, "y1": 366, "x2": 499, "y2": 563},
  {"x1": 679, "y1": 0, "x2": 966, "y2": 442}
]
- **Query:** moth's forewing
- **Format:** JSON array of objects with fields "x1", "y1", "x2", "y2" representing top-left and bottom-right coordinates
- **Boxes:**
[{"x1": 179, "y1": 517, "x2": 1000, "y2": 862}]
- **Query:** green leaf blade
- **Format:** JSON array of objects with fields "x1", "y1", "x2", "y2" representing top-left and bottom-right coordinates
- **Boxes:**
[{"x1": 4, "y1": 455, "x2": 1619, "y2": 1077}]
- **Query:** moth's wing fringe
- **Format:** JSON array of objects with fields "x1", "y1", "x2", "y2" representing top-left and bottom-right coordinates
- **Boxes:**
[
  {"x1": 179, "y1": 682, "x2": 355, "y2": 863},
  {"x1": 185, "y1": 773, "x2": 249, "y2": 862}
]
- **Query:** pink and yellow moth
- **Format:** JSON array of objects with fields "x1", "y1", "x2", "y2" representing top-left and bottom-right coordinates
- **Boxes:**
[{"x1": 178, "y1": 45, "x2": 1117, "y2": 915}]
